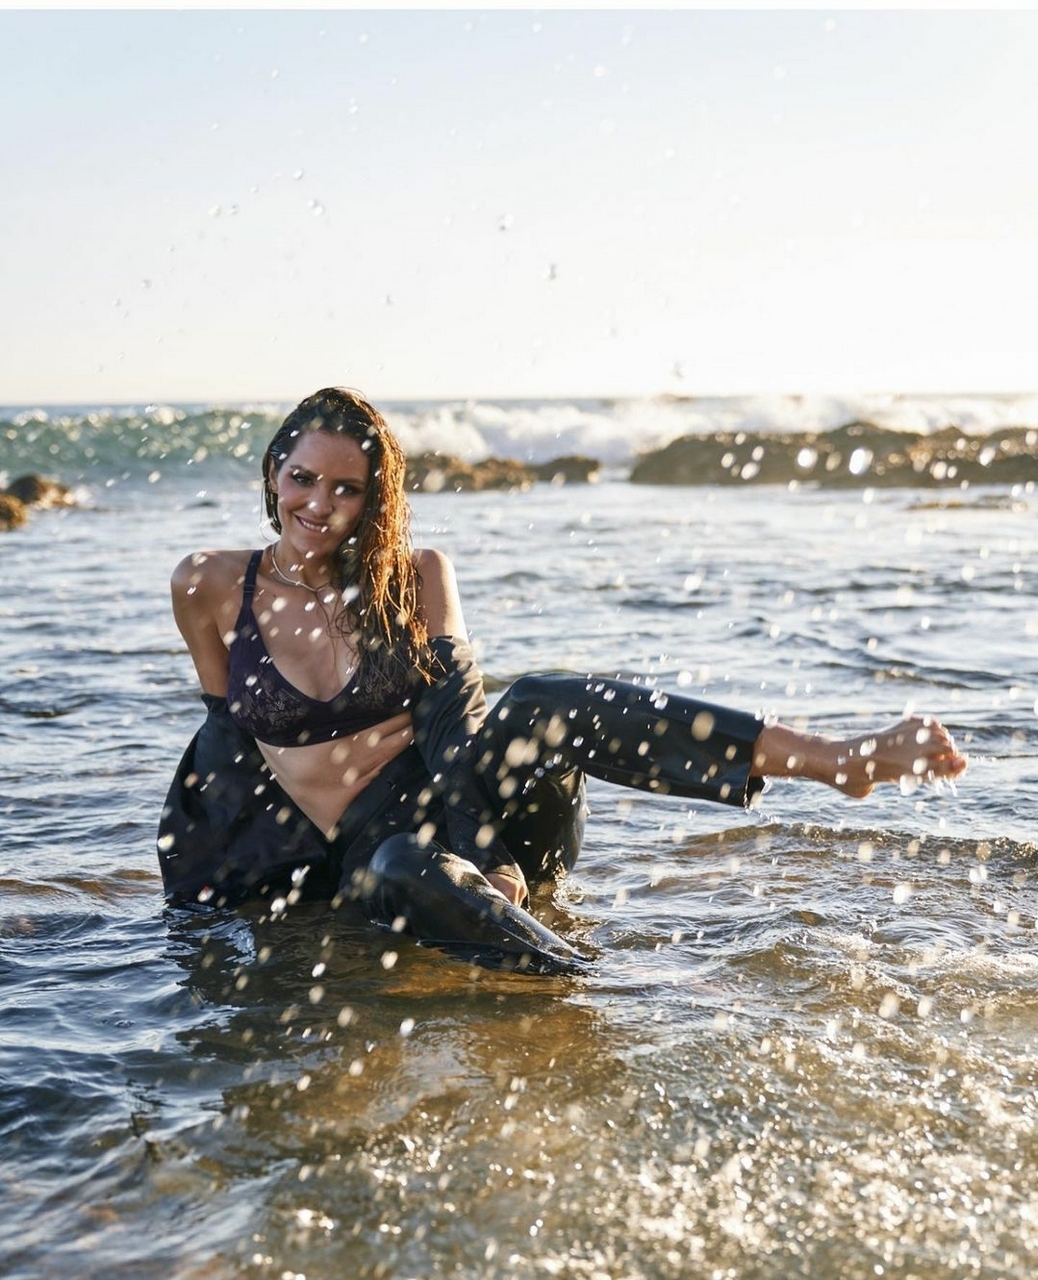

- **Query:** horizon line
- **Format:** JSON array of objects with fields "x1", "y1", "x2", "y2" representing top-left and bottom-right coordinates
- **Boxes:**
[{"x1": 3, "y1": 386, "x2": 1038, "y2": 412}]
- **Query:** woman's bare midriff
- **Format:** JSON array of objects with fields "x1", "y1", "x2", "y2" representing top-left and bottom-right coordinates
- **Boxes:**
[{"x1": 255, "y1": 711, "x2": 415, "y2": 838}]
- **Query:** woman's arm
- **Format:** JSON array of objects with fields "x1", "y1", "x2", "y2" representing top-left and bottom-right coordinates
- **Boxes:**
[
  {"x1": 414, "y1": 547, "x2": 468, "y2": 638},
  {"x1": 171, "y1": 551, "x2": 242, "y2": 697},
  {"x1": 751, "y1": 716, "x2": 967, "y2": 797}
]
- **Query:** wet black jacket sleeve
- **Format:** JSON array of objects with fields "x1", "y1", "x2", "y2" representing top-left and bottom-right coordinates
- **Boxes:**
[
  {"x1": 410, "y1": 635, "x2": 519, "y2": 880},
  {"x1": 156, "y1": 695, "x2": 332, "y2": 904}
]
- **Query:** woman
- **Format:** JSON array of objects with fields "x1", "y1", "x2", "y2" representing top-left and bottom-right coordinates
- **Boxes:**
[{"x1": 158, "y1": 388, "x2": 967, "y2": 973}]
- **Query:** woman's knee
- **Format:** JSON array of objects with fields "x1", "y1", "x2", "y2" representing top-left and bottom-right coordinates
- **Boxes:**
[
  {"x1": 485, "y1": 673, "x2": 584, "y2": 754},
  {"x1": 365, "y1": 833, "x2": 433, "y2": 895},
  {"x1": 492, "y1": 673, "x2": 552, "y2": 722},
  {"x1": 363, "y1": 833, "x2": 485, "y2": 902}
]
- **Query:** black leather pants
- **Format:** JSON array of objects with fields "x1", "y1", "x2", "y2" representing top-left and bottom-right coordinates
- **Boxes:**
[
  {"x1": 357, "y1": 672, "x2": 764, "y2": 974},
  {"x1": 160, "y1": 655, "x2": 763, "y2": 974}
]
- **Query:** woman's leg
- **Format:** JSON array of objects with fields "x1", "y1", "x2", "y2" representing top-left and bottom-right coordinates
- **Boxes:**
[
  {"x1": 493, "y1": 760, "x2": 587, "y2": 886},
  {"x1": 476, "y1": 671, "x2": 765, "y2": 825},
  {"x1": 352, "y1": 671, "x2": 764, "y2": 973},
  {"x1": 357, "y1": 833, "x2": 590, "y2": 975}
]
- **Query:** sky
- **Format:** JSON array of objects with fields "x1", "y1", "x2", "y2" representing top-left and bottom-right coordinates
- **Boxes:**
[{"x1": 3, "y1": 6, "x2": 1038, "y2": 404}]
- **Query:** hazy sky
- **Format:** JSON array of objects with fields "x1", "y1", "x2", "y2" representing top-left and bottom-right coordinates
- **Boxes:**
[{"x1": 3, "y1": 7, "x2": 1037, "y2": 404}]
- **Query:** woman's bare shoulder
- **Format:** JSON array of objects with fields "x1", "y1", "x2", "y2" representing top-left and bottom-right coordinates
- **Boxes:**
[
  {"x1": 171, "y1": 548, "x2": 257, "y2": 602},
  {"x1": 413, "y1": 548, "x2": 465, "y2": 636},
  {"x1": 413, "y1": 547, "x2": 456, "y2": 578}
]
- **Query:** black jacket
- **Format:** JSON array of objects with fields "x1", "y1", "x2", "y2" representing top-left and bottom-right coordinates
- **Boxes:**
[{"x1": 157, "y1": 636, "x2": 516, "y2": 906}]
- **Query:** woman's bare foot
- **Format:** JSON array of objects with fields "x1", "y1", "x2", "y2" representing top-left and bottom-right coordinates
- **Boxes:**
[
  {"x1": 831, "y1": 716, "x2": 967, "y2": 798},
  {"x1": 752, "y1": 716, "x2": 968, "y2": 797}
]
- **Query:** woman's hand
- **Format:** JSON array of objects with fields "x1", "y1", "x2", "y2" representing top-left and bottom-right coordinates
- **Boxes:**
[
  {"x1": 485, "y1": 865, "x2": 529, "y2": 907},
  {"x1": 752, "y1": 715, "x2": 968, "y2": 797}
]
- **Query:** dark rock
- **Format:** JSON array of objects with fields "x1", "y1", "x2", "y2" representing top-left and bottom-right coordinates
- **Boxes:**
[
  {"x1": 406, "y1": 453, "x2": 533, "y2": 493},
  {"x1": 630, "y1": 423, "x2": 1038, "y2": 488},
  {"x1": 4, "y1": 473, "x2": 76, "y2": 508},
  {"x1": 0, "y1": 493, "x2": 28, "y2": 531},
  {"x1": 405, "y1": 453, "x2": 602, "y2": 493},
  {"x1": 532, "y1": 455, "x2": 601, "y2": 485}
]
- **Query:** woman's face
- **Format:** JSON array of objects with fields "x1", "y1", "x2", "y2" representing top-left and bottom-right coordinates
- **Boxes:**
[{"x1": 269, "y1": 429, "x2": 371, "y2": 561}]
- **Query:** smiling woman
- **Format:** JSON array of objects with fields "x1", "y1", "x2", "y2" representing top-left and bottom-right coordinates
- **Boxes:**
[
  {"x1": 269, "y1": 435, "x2": 369, "y2": 571},
  {"x1": 168, "y1": 390, "x2": 439, "y2": 840},
  {"x1": 157, "y1": 387, "x2": 966, "y2": 974}
]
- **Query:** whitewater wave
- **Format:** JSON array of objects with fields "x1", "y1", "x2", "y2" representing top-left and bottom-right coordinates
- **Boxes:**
[{"x1": 3, "y1": 392, "x2": 1038, "y2": 484}]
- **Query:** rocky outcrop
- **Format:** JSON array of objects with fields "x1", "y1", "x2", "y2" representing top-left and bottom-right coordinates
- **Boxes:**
[
  {"x1": 0, "y1": 493, "x2": 28, "y2": 531},
  {"x1": 4, "y1": 473, "x2": 76, "y2": 508},
  {"x1": 629, "y1": 421, "x2": 1038, "y2": 488},
  {"x1": 0, "y1": 473, "x2": 77, "y2": 531},
  {"x1": 406, "y1": 453, "x2": 600, "y2": 493},
  {"x1": 532, "y1": 455, "x2": 600, "y2": 485}
]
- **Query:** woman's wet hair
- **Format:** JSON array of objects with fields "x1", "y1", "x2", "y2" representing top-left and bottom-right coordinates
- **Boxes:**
[{"x1": 262, "y1": 388, "x2": 431, "y2": 684}]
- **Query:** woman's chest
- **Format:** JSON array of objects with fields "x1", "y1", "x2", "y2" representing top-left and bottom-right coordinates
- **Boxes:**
[{"x1": 253, "y1": 590, "x2": 358, "y2": 701}]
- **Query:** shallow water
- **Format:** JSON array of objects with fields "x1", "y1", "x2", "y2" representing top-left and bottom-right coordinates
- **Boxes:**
[{"x1": 2, "y1": 438, "x2": 1038, "y2": 1278}]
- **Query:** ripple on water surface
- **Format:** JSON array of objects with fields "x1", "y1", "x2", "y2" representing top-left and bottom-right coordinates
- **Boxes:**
[{"x1": 3, "y1": 476, "x2": 1038, "y2": 1278}]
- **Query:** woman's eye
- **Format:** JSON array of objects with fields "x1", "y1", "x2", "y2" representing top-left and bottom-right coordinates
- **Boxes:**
[
  {"x1": 290, "y1": 470, "x2": 313, "y2": 486},
  {"x1": 334, "y1": 484, "x2": 360, "y2": 497}
]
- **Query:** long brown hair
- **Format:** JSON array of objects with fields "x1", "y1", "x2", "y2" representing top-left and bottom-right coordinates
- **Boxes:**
[{"x1": 262, "y1": 388, "x2": 432, "y2": 686}]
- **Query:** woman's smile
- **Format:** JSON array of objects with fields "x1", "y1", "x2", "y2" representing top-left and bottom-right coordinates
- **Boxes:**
[{"x1": 295, "y1": 512, "x2": 331, "y2": 535}]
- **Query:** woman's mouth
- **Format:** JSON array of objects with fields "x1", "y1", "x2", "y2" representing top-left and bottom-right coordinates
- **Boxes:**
[{"x1": 295, "y1": 514, "x2": 330, "y2": 534}]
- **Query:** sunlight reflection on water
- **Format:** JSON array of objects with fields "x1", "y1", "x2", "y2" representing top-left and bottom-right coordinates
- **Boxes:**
[{"x1": 2, "y1": 474, "x2": 1037, "y2": 1278}]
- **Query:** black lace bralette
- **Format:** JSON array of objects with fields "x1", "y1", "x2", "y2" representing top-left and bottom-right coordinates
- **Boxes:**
[{"x1": 225, "y1": 551, "x2": 414, "y2": 747}]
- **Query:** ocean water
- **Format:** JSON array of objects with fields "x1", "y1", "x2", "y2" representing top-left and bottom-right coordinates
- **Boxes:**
[{"x1": 2, "y1": 394, "x2": 1038, "y2": 1280}]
